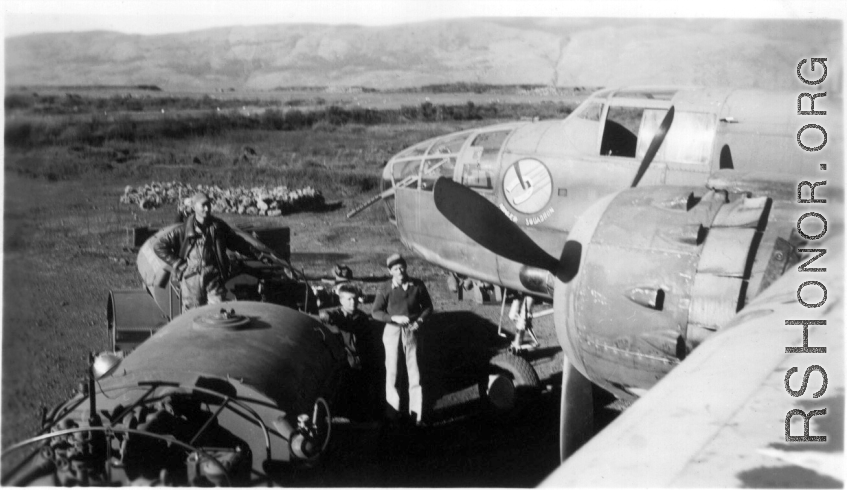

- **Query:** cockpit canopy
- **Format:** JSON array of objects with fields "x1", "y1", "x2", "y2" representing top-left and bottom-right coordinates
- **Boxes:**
[
  {"x1": 381, "y1": 85, "x2": 800, "y2": 221},
  {"x1": 565, "y1": 87, "x2": 715, "y2": 165},
  {"x1": 381, "y1": 123, "x2": 523, "y2": 220},
  {"x1": 382, "y1": 87, "x2": 720, "y2": 198}
]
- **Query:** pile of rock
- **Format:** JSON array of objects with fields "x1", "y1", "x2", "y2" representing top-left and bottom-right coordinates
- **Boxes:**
[{"x1": 120, "y1": 181, "x2": 325, "y2": 216}]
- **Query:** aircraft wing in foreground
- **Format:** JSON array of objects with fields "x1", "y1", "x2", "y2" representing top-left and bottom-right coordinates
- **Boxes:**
[
  {"x1": 432, "y1": 170, "x2": 843, "y2": 487},
  {"x1": 542, "y1": 236, "x2": 843, "y2": 487}
]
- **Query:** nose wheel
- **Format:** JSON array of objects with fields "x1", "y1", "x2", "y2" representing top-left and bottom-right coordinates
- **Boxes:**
[{"x1": 485, "y1": 352, "x2": 541, "y2": 418}]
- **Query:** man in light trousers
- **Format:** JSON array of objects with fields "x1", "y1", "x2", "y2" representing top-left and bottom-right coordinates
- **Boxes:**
[{"x1": 371, "y1": 254, "x2": 433, "y2": 425}]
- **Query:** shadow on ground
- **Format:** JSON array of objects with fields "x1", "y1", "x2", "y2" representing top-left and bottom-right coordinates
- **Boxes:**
[{"x1": 285, "y1": 310, "x2": 565, "y2": 487}]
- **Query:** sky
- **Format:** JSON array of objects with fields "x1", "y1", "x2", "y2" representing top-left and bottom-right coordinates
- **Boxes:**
[{"x1": 3, "y1": 0, "x2": 846, "y2": 38}]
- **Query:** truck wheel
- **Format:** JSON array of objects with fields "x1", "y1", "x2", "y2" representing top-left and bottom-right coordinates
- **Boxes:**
[{"x1": 485, "y1": 353, "x2": 540, "y2": 416}]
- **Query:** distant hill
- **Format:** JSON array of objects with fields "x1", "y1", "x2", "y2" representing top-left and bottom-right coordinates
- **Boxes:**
[{"x1": 5, "y1": 18, "x2": 842, "y2": 91}]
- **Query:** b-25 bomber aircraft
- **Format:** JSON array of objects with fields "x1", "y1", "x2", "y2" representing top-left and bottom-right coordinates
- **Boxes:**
[
  {"x1": 358, "y1": 84, "x2": 843, "y2": 484},
  {"x1": 359, "y1": 86, "x2": 827, "y2": 299}
]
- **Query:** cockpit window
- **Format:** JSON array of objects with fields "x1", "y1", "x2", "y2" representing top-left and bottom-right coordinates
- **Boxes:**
[
  {"x1": 427, "y1": 131, "x2": 469, "y2": 156},
  {"x1": 392, "y1": 159, "x2": 421, "y2": 189},
  {"x1": 395, "y1": 139, "x2": 434, "y2": 159},
  {"x1": 420, "y1": 155, "x2": 457, "y2": 191},
  {"x1": 636, "y1": 110, "x2": 715, "y2": 165},
  {"x1": 600, "y1": 106, "x2": 644, "y2": 157},
  {"x1": 560, "y1": 101, "x2": 603, "y2": 154},
  {"x1": 461, "y1": 130, "x2": 511, "y2": 190},
  {"x1": 573, "y1": 101, "x2": 603, "y2": 122},
  {"x1": 419, "y1": 131, "x2": 470, "y2": 191}
]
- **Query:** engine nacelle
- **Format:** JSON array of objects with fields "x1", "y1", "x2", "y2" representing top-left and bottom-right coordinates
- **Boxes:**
[{"x1": 555, "y1": 184, "x2": 797, "y2": 399}]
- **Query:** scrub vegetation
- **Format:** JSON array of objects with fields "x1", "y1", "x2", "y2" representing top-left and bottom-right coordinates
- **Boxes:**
[{"x1": 5, "y1": 90, "x2": 578, "y2": 198}]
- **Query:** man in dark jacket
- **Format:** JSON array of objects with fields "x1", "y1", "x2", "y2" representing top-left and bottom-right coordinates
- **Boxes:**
[
  {"x1": 154, "y1": 192, "x2": 258, "y2": 310},
  {"x1": 371, "y1": 253, "x2": 433, "y2": 424},
  {"x1": 320, "y1": 283, "x2": 379, "y2": 420}
]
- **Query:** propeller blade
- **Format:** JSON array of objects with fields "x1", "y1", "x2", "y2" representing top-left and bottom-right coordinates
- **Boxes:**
[
  {"x1": 433, "y1": 178, "x2": 560, "y2": 273},
  {"x1": 630, "y1": 105, "x2": 675, "y2": 187}
]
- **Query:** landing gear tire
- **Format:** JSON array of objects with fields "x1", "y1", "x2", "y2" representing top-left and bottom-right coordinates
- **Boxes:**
[
  {"x1": 485, "y1": 353, "x2": 540, "y2": 418},
  {"x1": 559, "y1": 361, "x2": 594, "y2": 462}
]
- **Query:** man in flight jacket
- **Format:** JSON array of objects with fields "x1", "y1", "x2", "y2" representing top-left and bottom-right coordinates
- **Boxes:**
[{"x1": 154, "y1": 192, "x2": 257, "y2": 310}]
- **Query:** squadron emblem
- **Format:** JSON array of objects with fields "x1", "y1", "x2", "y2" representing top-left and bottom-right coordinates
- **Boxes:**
[{"x1": 502, "y1": 158, "x2": 553, "y2": 215}]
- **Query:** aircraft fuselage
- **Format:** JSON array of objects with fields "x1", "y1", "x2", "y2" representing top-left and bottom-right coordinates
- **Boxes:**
[{"x1": 382, "y1": 86, "x2": 823, "y2": 296}]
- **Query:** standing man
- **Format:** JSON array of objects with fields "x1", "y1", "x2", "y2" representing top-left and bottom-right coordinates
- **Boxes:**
[
  {"x1": 154, "y1": 192, "x2": 258, "y2": 310},
  {"x1": 371, "y1": 253, "x2": 433, "y2": 424},
  {"x1": 320, "y1": 283, "x2": 379, "y2": 420}
]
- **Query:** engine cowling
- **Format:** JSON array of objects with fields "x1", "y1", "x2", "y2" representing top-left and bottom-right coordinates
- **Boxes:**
[{"x1": 555, "y1": 184, "x2": 797, "y2": 399}]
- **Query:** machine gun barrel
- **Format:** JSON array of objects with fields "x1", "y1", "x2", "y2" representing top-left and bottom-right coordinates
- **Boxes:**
[
  {"x1": 345, "y1": 191, "x2": 387, "y2": 219},
  {"x1": 346, "y1": 159, "x2": 447, "y2": 218}
]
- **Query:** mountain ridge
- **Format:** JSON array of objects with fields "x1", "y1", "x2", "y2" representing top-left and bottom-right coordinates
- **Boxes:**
[{"x1": 6, "y1": 18, "x2": 841, "y2": 91}]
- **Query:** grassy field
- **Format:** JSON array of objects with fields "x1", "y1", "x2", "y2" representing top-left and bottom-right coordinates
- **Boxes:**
[
  {"x1": 4, "y1": 89, "x2": 581, "y2": 198},
  {"x1": 5, "y1": 123, "x2": 435, "y2": 195},
  {"x1": 6, "y1": 84, "x2": 590, "y2": 111}
]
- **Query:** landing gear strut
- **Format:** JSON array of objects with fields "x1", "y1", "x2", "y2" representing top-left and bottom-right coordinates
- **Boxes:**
[{"x1": 505, "y1": 295, "x2": 541, "y2": 353}]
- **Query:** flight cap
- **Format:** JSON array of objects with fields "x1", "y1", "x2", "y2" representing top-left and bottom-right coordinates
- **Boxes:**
[
  {"x1": 386, "y1": 253, "x2": 406, "y2": 269},
  {"x1": 192, "y1": 192, "x2": 210, "y2": 206}
]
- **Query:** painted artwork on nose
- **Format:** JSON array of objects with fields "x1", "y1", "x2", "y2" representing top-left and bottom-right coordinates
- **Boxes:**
[{"x1": 503, "y1": 158, "x2": 553, "y2": 214}]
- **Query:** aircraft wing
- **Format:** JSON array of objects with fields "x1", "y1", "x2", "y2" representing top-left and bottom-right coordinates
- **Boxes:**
[{"x1": 542, "y1": 233, "x2": 844, "y2": 488}]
